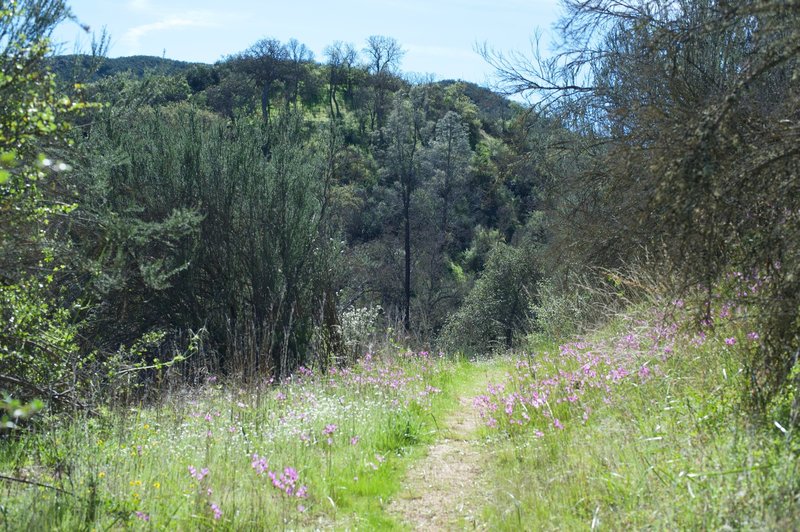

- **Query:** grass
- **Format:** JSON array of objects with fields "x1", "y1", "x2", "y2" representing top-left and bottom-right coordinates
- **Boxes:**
[
  {"x1": 473, "y1": 305, "x2": 800, "y2": 530},
  {"x1": 2, "y1": 301, "x2": 799, "y2": 530},
  {"x1": 0, "y1": 349, "x2": 465, "y2": 530}
]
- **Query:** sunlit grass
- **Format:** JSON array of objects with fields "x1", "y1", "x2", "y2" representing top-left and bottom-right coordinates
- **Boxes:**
[
  {"x1": 0, "y1": 349, "x2": 461, "y2": 530},
  {"x1": 475, "y1": 305, "x2": 800, "y2": 529},
  {"x1": 2, "y1": 302, "x2": 798, "y2": 530}
]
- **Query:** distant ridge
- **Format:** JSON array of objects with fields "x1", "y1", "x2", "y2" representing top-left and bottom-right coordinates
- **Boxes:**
[{"x1": 48, "y1": 54, "x2": 203, "y2": 81}]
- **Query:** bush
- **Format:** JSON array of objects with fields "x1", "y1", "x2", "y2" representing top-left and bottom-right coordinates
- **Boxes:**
[{"x1": 441, "y1": 240, "x2": 539, "y2": 354}]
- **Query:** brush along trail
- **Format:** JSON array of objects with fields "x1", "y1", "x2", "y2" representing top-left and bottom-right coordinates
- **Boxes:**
[{"x1": 388, "y1": 362, "x2": 502, "y2": 530}]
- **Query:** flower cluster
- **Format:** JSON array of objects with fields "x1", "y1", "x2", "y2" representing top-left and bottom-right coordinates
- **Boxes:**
[
  {"x1": 474, "y1": 315, "x2": 676, "y2": 434},
  {"x1": 251, "y1": 454, "x2": 308, "y2": 499},
  {"x1": 188, "y1": 465, "x2": 209, "y2": 482}
]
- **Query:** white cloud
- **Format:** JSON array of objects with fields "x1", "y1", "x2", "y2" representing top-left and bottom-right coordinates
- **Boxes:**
[
  {"x1": 121, "y1": 11, "x2": 219, "y2": 50},
  {"x1": 127, "y1": 0, "x2": 154, "y2": 12}
]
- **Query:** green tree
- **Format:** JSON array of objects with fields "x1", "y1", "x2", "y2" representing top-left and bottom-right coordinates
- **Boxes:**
[
  {"x1": 487, "y1": 0, "x2": 800, "y2": 415},
  {"x1": 0, "y1": 0, "x2": 93, "y2": 410},
  {"x1": 70, "y1": 104, "x2": 339, "y2": 379},
  {"x1": 234, "y1": 38, "x2": 288, "y2": 125},
  {"x1": 442, "y1": 236, "x2": 540, "y2": 353},
  {"x1": 422, "y1": 111, "x2": 472, "y2": 255}
]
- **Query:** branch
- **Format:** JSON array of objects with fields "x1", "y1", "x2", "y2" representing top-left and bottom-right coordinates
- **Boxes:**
[
  {"x1": 0, "y1": 374, "x2": 88, "y2": 410},
  {"x1": 0, "y1": 474, "x2": 76, "y2": 497}
]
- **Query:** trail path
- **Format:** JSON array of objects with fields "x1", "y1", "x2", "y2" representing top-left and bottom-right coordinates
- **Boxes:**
[{"x1": 388, "y1": 364, "x2": 501, "y2": 530}]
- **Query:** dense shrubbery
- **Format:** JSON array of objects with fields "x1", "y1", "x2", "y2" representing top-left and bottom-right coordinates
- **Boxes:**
[
  {"x1": 1, "y1": 0, "x2": 555, "y2": 414},
  {"x1": 66, "y1": 106, "x2": 340, "y2": 378},
  {"x1": 486, "y1": 0, "x2": 800, "y2": 421}
]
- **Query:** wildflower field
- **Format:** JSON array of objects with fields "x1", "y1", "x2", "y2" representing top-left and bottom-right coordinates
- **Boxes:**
[
  {"x1": 474, "y1": 302, "x2": 800, "y2": 529},
  {"x1": 1, "y1": 298, "x2": 799, "y2": 530},
  {"x1": 0, "y1": 350, "x2": 463, "y2": 529}
]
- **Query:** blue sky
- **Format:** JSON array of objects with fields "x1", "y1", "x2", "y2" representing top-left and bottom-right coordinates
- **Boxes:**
[{"x1": 53, "y1": 0, "x2": 562, "y2": 86}]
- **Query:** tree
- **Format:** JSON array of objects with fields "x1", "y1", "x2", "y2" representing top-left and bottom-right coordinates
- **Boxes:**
[
  {"x1": 71, "y1": 104, "x2": 339, "y2": 379},
  {"x1": 363, "y1": 35, "x2": 404, "y2": 130},
  {"x1": 237, "y1": 38, "x2": 288, "y2": 125},
  {"x1": 423, "y1": 111, "x2": 472, "y2": 255},
  {"x1": 324, "y1": 41, "x2": 357, "y2": 119},
  {"x1": 442, "y1": 237, "x2": 540, "y2": 353},
  {"x1": 0, "y1": 0, "x2": 95, "y2": 409},
  {"x1": 486, "y1": 0, "x2": 800, "y2": 416},
  {"x1": 284, "y1": 38, "x2": 313, "y2": 108},
  {"x1": 381, "y1": 95, "x2": 422, "y2": 331}
]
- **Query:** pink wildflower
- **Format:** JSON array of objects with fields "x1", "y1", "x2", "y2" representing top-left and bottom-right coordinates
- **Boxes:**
[
  {"x1": 210, "y1": 502, "x2": 222, "y2": 520},
  {"x1": 188, "y1": 465, "x2": 209, "y2": 481}
]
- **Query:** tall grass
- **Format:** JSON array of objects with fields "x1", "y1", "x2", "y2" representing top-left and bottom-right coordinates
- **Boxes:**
[
  {"x1": 474, "y1": 302, "x2": 800, "y2": 529},
  {"x1": 0, "y1": 349, "x2": 460, "y2": 530}
]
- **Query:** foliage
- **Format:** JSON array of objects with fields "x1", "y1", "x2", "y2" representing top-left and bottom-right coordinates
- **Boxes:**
[
  {"x1": 48, "y1": 54, "x2": 198, "y2": 82},
  {"x1": 486, "y1": 0, "x2": 800, "y2": 418},
  {"x1": 66, "y1": 104, "x2": 338, "y2": 378},
  {"x1": 339, "y1": 304, "x2": 382, "y2": 360},
  {"x1": 1, "y1": 395, "x2": 44, "y2": 430},
  {"x1": 442, "y1": 235, "x2": 540, "y2": 354},
  {"x1": 0, "y1": 0, "x2": 97, "y2": 410}
]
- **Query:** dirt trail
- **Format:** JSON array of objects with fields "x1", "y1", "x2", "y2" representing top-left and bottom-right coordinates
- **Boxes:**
[{"x1": 388, "y1": 365, "x2": 498, "y2": 530}]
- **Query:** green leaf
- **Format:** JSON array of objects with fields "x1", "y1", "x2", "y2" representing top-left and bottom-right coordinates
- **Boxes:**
[
  {"x1": 0, "y1": 169, "x2": 10, "y2": 184},
  {"x1": 0, "y1": 150, "x2": 16, "y2": 165}
]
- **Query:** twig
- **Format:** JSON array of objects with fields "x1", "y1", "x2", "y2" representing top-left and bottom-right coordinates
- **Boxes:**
[{"x1": 0, "y1": 474, "x2": 76, "y2": 497}]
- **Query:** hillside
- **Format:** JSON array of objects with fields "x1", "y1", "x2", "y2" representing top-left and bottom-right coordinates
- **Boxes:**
[{"x1": 48, "y1": 54, "x2": 200, "y2": 81}]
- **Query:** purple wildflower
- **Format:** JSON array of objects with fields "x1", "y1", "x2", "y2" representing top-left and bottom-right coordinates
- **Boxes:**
[{"x1": 210, "y1": 502, "x2": 222, "y2": 520}]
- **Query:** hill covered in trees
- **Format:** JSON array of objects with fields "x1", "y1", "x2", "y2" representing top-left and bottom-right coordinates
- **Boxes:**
[
  {"x1": 31, "y1": 36, "x2": 546, "y2": 383},
  {"x1": 48, "y1": 54, "x2": 199, "y2": 81}
]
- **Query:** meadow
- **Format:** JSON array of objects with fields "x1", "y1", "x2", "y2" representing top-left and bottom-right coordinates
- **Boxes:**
[
  {"x1": 1, "y1": 349, "x2": 463, "y2": 529},
  {"x1": 2, "y1": 293, "x2": 798, "y2": 530}
]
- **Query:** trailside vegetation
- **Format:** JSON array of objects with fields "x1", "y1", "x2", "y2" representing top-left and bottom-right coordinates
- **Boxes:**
[{"x1": 1, "y1": 0, "x2": 798, "y2": 528}]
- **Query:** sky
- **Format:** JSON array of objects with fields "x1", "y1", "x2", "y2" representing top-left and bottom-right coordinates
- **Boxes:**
[{"x1": 53, "y1": 0, "x2": 563, "y2": 87}]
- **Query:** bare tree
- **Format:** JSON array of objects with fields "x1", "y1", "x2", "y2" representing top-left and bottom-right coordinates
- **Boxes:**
[
  {"x1": 284, "y1": 38, "x2": 313, "y2": 108},
  {"x1": 363, "y1": 35, "x2": 405, "y2": 130},
  {"x1": 324, "y1": 41, "x2": 357, "y2": 118}
]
